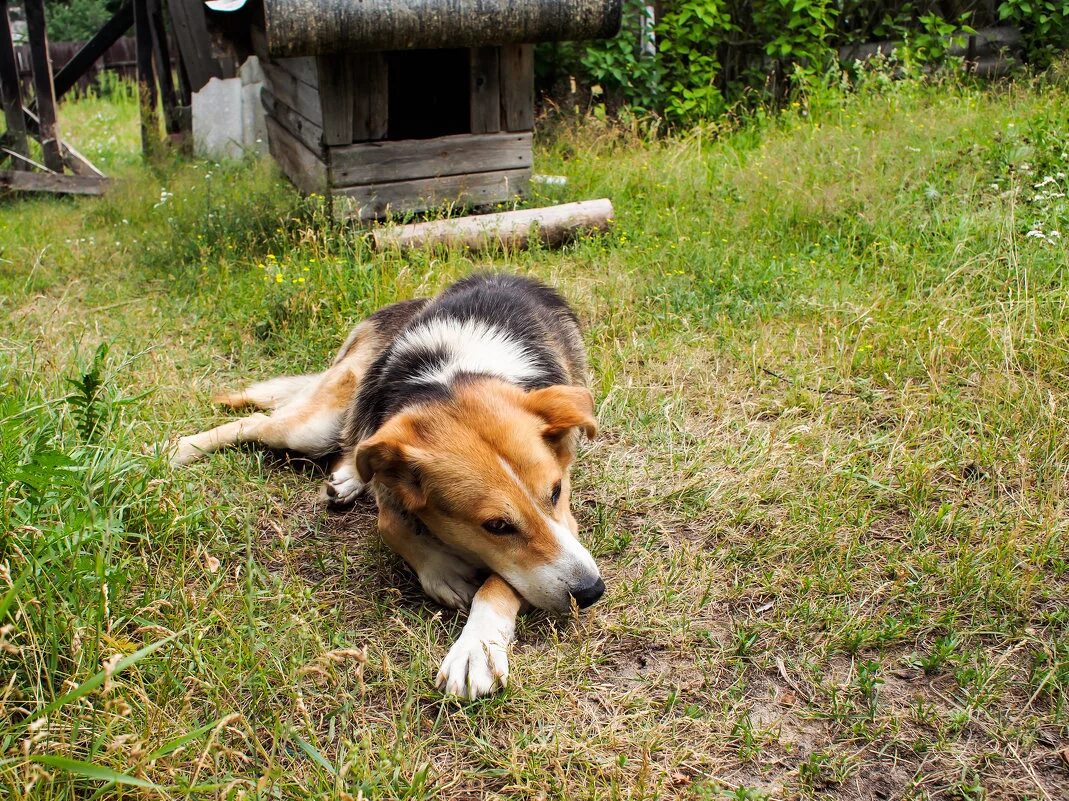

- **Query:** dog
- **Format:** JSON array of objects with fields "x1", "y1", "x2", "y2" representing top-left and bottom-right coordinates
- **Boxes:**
[{"x1": 171, "y1": 273, "x2": 605, "y2": 698}]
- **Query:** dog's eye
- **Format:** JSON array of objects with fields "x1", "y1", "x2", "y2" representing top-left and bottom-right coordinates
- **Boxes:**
[
  {"x1": 550, "y1": 481, "x2": 562, "y2": 506},
  {"x1": 482, "y1": 518, "x2": 517, "y2": 535}
]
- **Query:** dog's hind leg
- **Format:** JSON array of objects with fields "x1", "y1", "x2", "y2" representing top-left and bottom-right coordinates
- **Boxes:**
[
  {"x1": 213, "y1": 373, "x2": 321, "y2": 411},
  {"x1": 171, "y1": 366, "x2": 357, "y2": 466}
]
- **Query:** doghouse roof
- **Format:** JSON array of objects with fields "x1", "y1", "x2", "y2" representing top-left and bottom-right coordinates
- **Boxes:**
[{"x1": 208, "y1": 0, "x2": 621, "y2": 58}]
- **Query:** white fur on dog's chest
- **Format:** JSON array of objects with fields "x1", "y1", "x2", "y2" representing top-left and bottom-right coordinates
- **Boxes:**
[{"x1": 391, "y1": 318, "x2": 541, "y2": 387}]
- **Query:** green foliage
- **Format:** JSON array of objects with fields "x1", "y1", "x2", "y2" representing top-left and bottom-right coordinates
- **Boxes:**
[
  {"x1": 65, "y1": 342, "x2": 109, "y2": 442},
  {"x1": 556, "y1": 0, "x2": 1065, "y2": 124},
  {"x1": 999, "y1": 0, "x2": 1069, "y2": 66},
  {"x1": 45, "y1": 0, "x2": 123, "y2": 42}
]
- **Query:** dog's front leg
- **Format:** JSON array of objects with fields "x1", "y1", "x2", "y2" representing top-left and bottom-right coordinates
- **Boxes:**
[
  {"x1": 437, "y1": 574, "x2": 523, "y2": 699},
  {"x1": 377, "y1": 504, "x2": 481, "y2": 610}
]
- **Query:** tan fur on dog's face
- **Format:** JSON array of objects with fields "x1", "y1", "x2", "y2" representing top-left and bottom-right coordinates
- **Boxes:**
[{"x1": 356, "y1": 378, "x2": 601, "y2": 612}]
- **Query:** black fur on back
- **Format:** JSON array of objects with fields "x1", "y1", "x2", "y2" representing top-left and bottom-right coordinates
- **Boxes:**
[{"x1": 340, "y1": 273, "x2": 586, "y2": 449}]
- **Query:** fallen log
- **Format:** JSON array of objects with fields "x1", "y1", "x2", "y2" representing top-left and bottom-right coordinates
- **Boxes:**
[{"x1": 371, "y1": 198, "x2": 613, "y2": 253}]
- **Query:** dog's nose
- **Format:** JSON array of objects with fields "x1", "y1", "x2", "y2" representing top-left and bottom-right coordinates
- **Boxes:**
[{"x1": 571, "y1": 577, "x2": 606, "y2": 609}]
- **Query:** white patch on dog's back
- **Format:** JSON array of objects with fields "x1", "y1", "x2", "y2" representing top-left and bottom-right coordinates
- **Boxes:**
[{"x1": 392, "y1": 318, "x2": 541, "y2": 387}]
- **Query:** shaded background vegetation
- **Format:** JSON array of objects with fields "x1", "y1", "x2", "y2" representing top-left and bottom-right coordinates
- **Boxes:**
[{"x1": 538, "y1": 0, "x2": 1069, "y2": 123}]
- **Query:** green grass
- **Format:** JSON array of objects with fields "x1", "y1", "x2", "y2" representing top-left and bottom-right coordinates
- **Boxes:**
[{"x1": 2, "y1": 64, "x2": 1069, "y2": 799}]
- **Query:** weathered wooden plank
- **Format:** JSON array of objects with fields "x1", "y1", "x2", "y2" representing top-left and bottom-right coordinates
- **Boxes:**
[
  {"x1": 469, "y1": 46, "x2": 500, "y2": 134},
  {"x1": 167, "y1": 0, "x2": 221, "y2": 91},
  {"x1": 262, "y1": 61, "x2": 323, "y2": 127},
  {"x1": 23, "y1": 0, "x2": 64, "y2": 172},
  {"x1": 262, "y1": 0, "x2": 623, "y2": 57},
  {"x1": 262, "y1": 88, "x2": 324, "y2": 155},
  {"x1": 499, "y1": 44, "x2": 534, "y2": 132},
  {"x1": 0, "y1": 169, "x2": 108, "y2": 195},
  {"x1": 331, "y1": 131, "x2": 531, "y2": 187},
  {"x1": 352, "y1": 51, "x2": 387, "y2": 142},
  {"x1": 266, "y1": 115, "x2": 328, "y2": 194},
  {"x1": 372, "y1": 198, "x2": 613, "y2": 252},
  {"x1": 317, "y1": 54, "x2": 353, "y2": 146},
  {"x1": 275, "y1": 56, "x2": 318, "y2": 87},
  {"x1": 51, "y1": 1, "x2": 133, "y2": 100},
  {"x1": 0, "y1": 0, "x2": 29, "y2": 167},
  {"x1": 334, "y1": 168, "x2": 530, "y2": 221}
]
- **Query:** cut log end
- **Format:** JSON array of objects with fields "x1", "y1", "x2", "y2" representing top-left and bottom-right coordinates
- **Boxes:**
[{"x1": 370, "y1": 198, "x2": 614, "y2": 253}]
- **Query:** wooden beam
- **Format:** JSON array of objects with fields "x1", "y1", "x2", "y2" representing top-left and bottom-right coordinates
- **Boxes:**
[
  {"x1": 371, "y1": 198, "x2": 614, "y2": 252},
  {"x1": 0, "y1": 0, "x2": 29, "y2": 168},
  {"x1": 331, "y1": 131, "x2": 531, "y2": 187},
  {"x1": 334, "y1": 168, "x2": 529, "y2": 221},
  {"x1": 0, "y1": 169, "x2": 108, "y2": 195},
  {"x1": 352, "y1": 51, "x2": 387, "y2": 142},
  {"x1": 469, "y1": 47, "x2": 501, "y2": 134},
  {"x1": 500, "y1": 44, "x2": 534, "y2": 132},
  {"x1": 23, "y1": 0, "x2": 64, "y2": 172},
  {"x1": 133, "y1": 0, "x2": 159, "y2": 156},
  {"x1": 51, "y1": 1, "x2": 133, "y2": 100}
]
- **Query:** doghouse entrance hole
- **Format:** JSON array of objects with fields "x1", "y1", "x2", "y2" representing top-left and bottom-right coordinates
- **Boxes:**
[{"x1": 387, "y1": 49, "x2": 470, "y2": 139}]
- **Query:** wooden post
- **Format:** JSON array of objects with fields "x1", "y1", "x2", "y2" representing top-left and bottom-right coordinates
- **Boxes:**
[
  {"x1": 317, "y1": 54, "x2": 354, "y2": 145},
  {"x1": 133, "y1": 0, "x2": 160, "y2": 156},
  {"x1": 149, "y1": 0, "x2": 180, "y2": 134},
  {"x1": 22, "y1": 0, "x2": 64, "y2": 172},
  {"x1": 499, "y1": 44, "x2": 534, "y2": 132},
  {"x1": 469, "y1": 47, "x2": 501, "y2": 134},
  {"x1": 0, "y1": 0, "x2": 29, "y2": 168},
  {"x1": 352, "y1": 52, "x2": 388, "y2": 141}
]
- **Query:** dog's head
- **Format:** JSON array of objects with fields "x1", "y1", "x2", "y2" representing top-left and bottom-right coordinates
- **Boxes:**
[{"x1": 356, "y1": 378, "x2": 604, "y2": 612}]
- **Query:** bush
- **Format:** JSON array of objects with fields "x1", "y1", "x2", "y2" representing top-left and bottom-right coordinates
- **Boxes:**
[
  {"x1": 546, "y1": 0, "x2": 1062, "y2": 125},
  {"x1": 45, "y1": 0, "x2": 124, "y2": 42}
]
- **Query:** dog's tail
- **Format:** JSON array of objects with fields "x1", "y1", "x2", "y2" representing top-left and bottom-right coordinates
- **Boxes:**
[{"x1": 213, "y1": 374, "x2": 321, "y2": 410}]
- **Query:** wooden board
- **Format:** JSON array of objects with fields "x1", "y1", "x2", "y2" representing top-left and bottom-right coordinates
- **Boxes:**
[
  {"x1": 352, "y1": 51, "x2": 387, "y2": 142},
  {"x1": 331, "y1": 131, "x2": 531, "y2": 187},
  {"x1": 317, "y1": 54, "x2": 353, "y2": 146},
  {"x1": 334, "y1": 168, "x2": 530, "y2": 221},
  {"x1": 262, "y1": 88, "x2": 324, "y2": 155},
  {"x1": 0, "y1": 169, "x2": 108, "y2": 195},
  {"x1": 500, "y1": 44, "x2": 534, "y2": 132},
  {"x1": 469, "y1": 46, "x2": 501, "y2": 134},
  {"x1": 274, "y1": 56, "x2": 318, "y2": 88},
  {"x1": 262, "y1": 61, "x2": 323, "y2": 127},
  {"x1": 266, "y1": 115, "x2": 327, "y2": 194},
  {"x1": 166, "y1": 0, "x2": 221, "y2": 91}
]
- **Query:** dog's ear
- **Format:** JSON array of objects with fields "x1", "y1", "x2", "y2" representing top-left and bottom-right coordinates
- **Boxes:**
[
  {"x1": 524, "y1": 385, "x2": 598, "y2": 443},
  {"x1": 356, "y1": 431, "x2": 427, "y2": 510}
]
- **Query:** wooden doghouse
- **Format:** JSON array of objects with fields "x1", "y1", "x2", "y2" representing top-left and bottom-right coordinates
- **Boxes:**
[{"x1": 228, "y1": 0, "x2": 621, "y2": 220}]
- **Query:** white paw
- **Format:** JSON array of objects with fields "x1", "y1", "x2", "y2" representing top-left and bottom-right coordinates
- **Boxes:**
[
  {"x1": 436, "y1": 635, "x2": 509, "y2": 699},
  {"x1": 169, "y1": 436, "x2": 203, "y2": 466},
  {"x1": 418, "y1": 554, "x2": 480, "y2": 610},
  {"x1": 323, "y1": 463, "x2": 365, "y2": 505}
]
